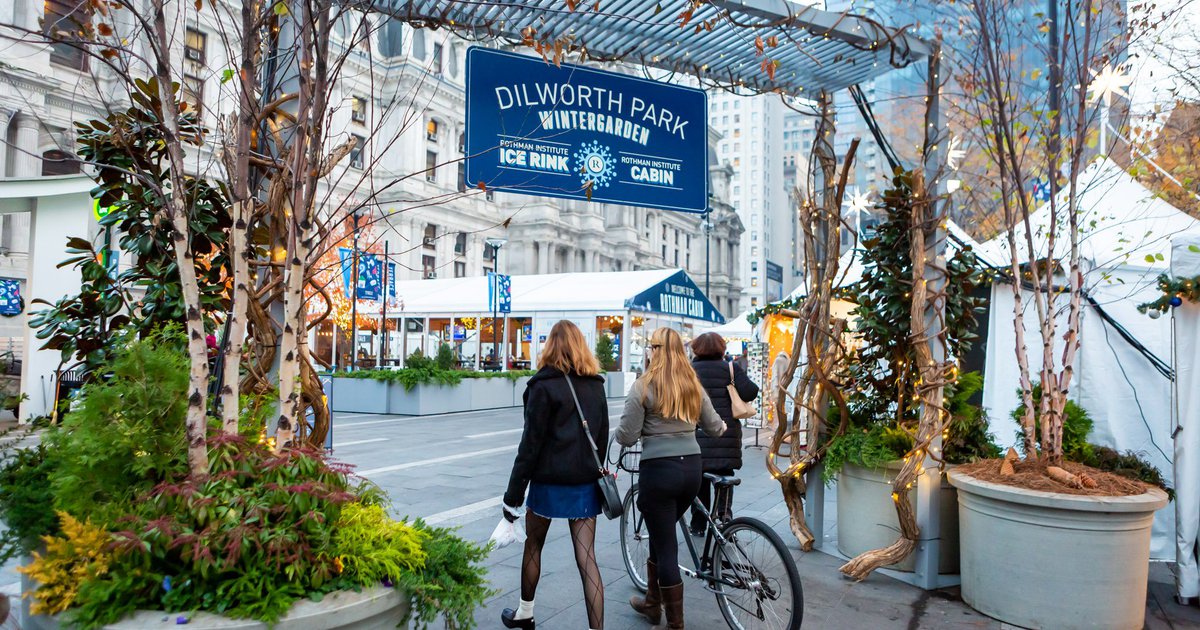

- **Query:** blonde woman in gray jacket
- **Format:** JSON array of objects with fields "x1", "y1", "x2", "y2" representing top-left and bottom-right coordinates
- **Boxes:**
[{"x1": 616, "y1": 327, "x2": 725, "y2": 630}]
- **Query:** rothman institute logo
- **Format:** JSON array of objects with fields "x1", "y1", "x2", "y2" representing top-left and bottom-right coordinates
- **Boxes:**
[{"x1": 575, "y1": 141, "x2": 615, "y2": 190}]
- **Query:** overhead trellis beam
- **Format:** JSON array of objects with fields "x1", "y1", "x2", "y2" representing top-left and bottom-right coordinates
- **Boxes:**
[{"x1": 368, "y1": 0, "x2": 930, "y2": 97}]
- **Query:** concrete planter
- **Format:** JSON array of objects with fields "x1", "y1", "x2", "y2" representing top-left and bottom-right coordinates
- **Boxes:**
[
  {"x1": 836, "y1": 462, "x2": 960, "y2": 574},
  {"x1": 20, "y1": 569, "x2": 407, "y2": 630},
  {"x1": 604, "y1": 371, "x2": 633, "y2": 398},
  {"x1": 329, "y1": 378, "x2": 389, "y2": 415},
  {"x1": 948, "y1": 469, "x2": 1168, "y2": 630},
  {"x1": 512, "y1": 376, "x2": 532, "y2": 407}
]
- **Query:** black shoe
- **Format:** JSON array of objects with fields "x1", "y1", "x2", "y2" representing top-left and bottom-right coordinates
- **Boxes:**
[{"x1": 501, "y1": 608, "x2": 535, "y2": 629}]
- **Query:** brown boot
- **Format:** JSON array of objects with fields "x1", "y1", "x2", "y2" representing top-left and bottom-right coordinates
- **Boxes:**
[
  {"x1": 661, "y1": 583, "x2": 684, "y2": 629},
  {"x1": 629, "y1": 560, "x2": 661, "y2": 623}
]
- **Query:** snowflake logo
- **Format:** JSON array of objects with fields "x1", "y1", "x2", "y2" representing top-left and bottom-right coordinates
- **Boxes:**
[{"x1": 574, "y1": 141, "x2": 616, "y2": 190}]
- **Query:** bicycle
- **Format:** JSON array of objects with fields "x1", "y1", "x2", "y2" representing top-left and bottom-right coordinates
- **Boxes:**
[{"x1": 613, "y1": 444, "x2": 803, "y2": 630}]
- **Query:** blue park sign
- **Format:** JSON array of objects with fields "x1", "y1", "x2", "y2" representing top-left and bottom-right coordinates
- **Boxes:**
[{"x1": 465, "y1": 47, "x2": 709, "y2": 214}]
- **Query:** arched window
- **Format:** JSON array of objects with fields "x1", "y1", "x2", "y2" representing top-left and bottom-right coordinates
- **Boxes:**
[
  {"x1": 379, "y1": 18, "x2": 403, "y2": 58},
  {"x1": 412, "y1": 28, "x2": 426, "y2": 59},
  {"x1": 447, "y1": 43, "x2": 459, "y2": 77}
]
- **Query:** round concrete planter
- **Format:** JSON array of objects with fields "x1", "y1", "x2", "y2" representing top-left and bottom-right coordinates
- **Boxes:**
[
  {"x1": 836, "y1": 462, "x2": 959, "y2": 574},
  {"x1": 948, "y1": 469, "x2": 1168, "y2": 630},
  {"x1": 20, "y1": 582, "x2": 407, "y2": 630}
]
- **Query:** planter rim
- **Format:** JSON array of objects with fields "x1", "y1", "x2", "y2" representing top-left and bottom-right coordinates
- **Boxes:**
[
  {"x1": 842, "y1": 460, "x2": 960, "y2": 473},
  {"x1": 947, "y1": 469, "x2": 1168, "y2": 513}
]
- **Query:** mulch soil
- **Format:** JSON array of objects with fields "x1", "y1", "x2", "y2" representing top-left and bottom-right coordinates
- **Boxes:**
[{"x1": 956, "y1": 458, "x2": 1151, "y2": 497}]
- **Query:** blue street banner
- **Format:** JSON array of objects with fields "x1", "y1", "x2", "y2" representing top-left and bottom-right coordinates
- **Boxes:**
[
  {"x1": 0, "y1": 279, "x2": 21, "y2": 316},
  {"x1": 388, "y1": 263, "x2": 397, "y2": 298},
  {"x1": 338, "y1": 249, "x2": 383, "y2": 301},
  {"x1": 488, "y1": 272, "x2": 512, "y2": 314},
  {"x1": 465, "y1": 47, "x2": 709, "y2": 214},
  {"x1": 624, "y1": 270, "x2": 725, "y2": 324}
]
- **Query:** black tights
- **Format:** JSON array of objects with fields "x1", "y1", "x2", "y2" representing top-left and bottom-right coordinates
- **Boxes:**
[
  {"x1": 637, "y1": 455, "x2": 702, "y2": 587},
  {"x1": 521, "y1": 513, "x2": 604, "y2": 628}
]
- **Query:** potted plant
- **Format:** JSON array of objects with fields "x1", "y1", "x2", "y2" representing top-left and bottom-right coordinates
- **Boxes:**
[
  {"x1": 947, "y1": 1, "x2": 1169, "y2": 627},
  {"x1": 819, "y1": 176, "x2": 996, "y2": 574},
  {"x1": 3, "y1": 334, "x2": 492, "y2": 630}
]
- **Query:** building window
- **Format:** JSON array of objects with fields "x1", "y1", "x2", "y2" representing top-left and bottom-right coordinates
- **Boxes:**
[
  {"x1": 351, "y1": 96, "x2": 367, "y2": 124},
  {"x1": 751, "y1": 297, "x2": 759, "y2": 307},
  {"x1": 425, "y1": 150, "x2": 437, "y2": 182},
  {"x1": 423, "y1": 224, "x2": 437, "y2": 249},
  {"x1": 751, "y1": 261, "x2": 758, "y2": 272},
  {"x1": 184, "y1": 28, "x2": 207, "y2": 64},
  {"x1": 751, "y1": 246, "x2": 758, "y2": 256},
  {"x1": 41, "y1": 149, "x2": 80, "y2": 176},
  {"x1": 485, "y1": 189, "x2": 495, "y2": 202},
  {"x1": 733, "y1": 158, "x2": 740, "y2": 167},
  {"x1": 751, "y1": 277, "x2": 759, "y2": 287},
  {"x1": 380, "y1": 18, "x2": 403, "y2": 57},
  {"x1": 734, "y1": 130, "x2": 741, "y2": 139},
  {"x1": 752, "y1": 232, "x2": 758, "y2": 241},
  {"x1": 673, "y1": 250, "x2": 679, "y2": 266},
  {"x1": 483, "y1": 244, "x2": 494, "y2": 261},
  {"x1": 45, "y1": 0, "x2": 89, "y2": 70},
  {"x1": 454, "y1": 261, "x2": 466, "y2": 277},
  {"x1": 458, "y1": 132, "x2": 466, "y2": 154},
  {"x1": 181, "y1": 75, "x2": 204, "y2": 116},
  {"x1": 432, "y1": 42, "x2": 444, "y2": 74},
  {"x1": 426, "y1": 119, "x2": 439, "y2": 142},
  {"x1": 457, "y1": 162, "x2": 467, "y2": 192},
  {"x1": 734, "y1": 114, "x2": 740, "y2": 123},
  {"x1": 349, "y1": 134, "x2": 365, "y2": 169},
  {"x1": 422, "y1": 255, "x2": 437, "y2": 279},
  {"x1": 661, "y1": 244, "x2": 667, "y2": 260},
  {"x1": 412, "y1": 28, "x2": 427, "y2": 58},
  {"x1": 454, "y1": 232, "x2": 467, "y2": 255}
]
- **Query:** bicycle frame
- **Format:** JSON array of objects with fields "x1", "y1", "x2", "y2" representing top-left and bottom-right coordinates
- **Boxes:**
[{"x1": 675, "y1": 488, "x2": 743, "y2": 592}]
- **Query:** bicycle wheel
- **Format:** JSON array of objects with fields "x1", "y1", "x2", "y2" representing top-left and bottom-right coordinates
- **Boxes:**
[
  {"x1": 713, "y1": 517, "x2": 803, "y2": 630},
  {"x1": 619, "y1": 485, "x2": 650, "y2": 592}
]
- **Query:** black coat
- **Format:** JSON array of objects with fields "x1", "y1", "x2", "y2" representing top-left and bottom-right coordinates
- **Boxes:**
[
  {"x1": 692, "y1": 358, "x2": 760, "y2": 472},
  {"x1": 503, "y1": 366, "x2": 609, "y2": 508}
]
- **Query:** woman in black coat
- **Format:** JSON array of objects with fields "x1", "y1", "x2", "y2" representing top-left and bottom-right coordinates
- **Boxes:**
[
  {"x1": 501, "y1": 320, "x2": 609, "y2": 630},
  {"x1": 688, "y1": 332, "x2": 759, "y2": 533}
]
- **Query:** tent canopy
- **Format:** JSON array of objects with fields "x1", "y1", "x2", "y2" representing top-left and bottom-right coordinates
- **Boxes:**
[
  {"x1": 385, "y1": 0, "x2": 930, "y2": 97},
  {"x1": 706, "y1": 310, "x2": 756, "y2": 340},
  {"x1": 392, "y1": 268, "x2": 725, "y2": 323},
  {"x1": 977, "y1": 158, "x2": 1199, "y2": 274}
]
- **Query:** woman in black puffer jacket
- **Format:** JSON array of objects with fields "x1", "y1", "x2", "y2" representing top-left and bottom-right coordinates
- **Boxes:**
[{"x1": 688, "y1": 332, "x2": 759, "y2": 533}]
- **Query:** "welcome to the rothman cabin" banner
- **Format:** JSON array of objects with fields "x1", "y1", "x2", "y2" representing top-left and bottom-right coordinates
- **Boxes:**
[{"x1": 464, "y1": 47, "x2": 708, "y2": 214}]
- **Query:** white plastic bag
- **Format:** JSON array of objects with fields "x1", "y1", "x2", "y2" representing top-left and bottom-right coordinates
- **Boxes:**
[{"x1": 489, "y1": 518, "x2": 526, "y2": 548}]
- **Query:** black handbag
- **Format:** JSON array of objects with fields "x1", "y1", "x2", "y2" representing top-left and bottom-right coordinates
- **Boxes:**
[{"x1": 564, "y1": 376, "x2": 624, "y2": 520}]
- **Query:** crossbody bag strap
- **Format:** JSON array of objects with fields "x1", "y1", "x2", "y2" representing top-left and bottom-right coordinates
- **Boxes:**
[
  {"x1": 564, "y1": 375, "x2": 605, "y2": 472},
  {"x1": 728, "y1": 361, "x2": 735, "y2": 385}
]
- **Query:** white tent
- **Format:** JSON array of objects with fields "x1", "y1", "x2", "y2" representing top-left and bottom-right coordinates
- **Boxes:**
[
  {"x1": 1171, "y1": 230, "x2": 1200, "y2": 601},
  {"x1": 706, "y1": 310, "x2": 756, "y2": 340},
  {"x1": 979, "y1": 157, "x2": 1198, "y2": 560}
]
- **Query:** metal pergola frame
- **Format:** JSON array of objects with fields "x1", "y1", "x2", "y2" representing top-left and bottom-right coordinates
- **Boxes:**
[
  {"x1": 380, "y1": 0, "x2": 931, "y2": 97},
  {"x1": 370, "y1": 0, "x2": 951, "y2": 591}
]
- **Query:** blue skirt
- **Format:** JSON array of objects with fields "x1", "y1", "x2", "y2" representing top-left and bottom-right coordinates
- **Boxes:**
[{"x1": 527, "y1": 481, "x2": 601, "y2": 519}]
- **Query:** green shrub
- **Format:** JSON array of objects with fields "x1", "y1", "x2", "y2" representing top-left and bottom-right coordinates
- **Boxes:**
[
  {"x1": 942, "y1": 371, "x2": 1002, "y2": 464},
  {"x1": 1012, "y1": 382, "x2": 1095, "y2": 462},
  {"x1": 0, "y1": 443, "x2": 59, "y2": 563},
  {"x1": 402, "y1": 522, "x2": 495, "y2": 630},
  {"x1": 342, "y1": 368, "x2": 536, "y2": 390},
  {"x1": 331, "y1": 502, "x2": 428, "y2": 586},
  {"x1": 46, "y1": 331, "x2": 191, "y2": 524},
  {"x1": 595, "y1": 335, "x2": 617, "y2": 372},
  {"x1": 435, "y1": 343, "x2": 456, "y2": 371},
  {"x1": 406, "y1": 349, "x2": 434, "y2": 370},
  {"x1": 822, "y1": 424, "x2": 913, "y2": 484}
]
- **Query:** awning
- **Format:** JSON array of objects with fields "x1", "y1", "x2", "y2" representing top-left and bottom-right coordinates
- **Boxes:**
[{"x1": 382, "y1": 0, "x2": 931, "y2": 97}]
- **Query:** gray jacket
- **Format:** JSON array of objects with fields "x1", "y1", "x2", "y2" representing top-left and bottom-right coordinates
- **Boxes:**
[{"x1": 616, "y1": 378, "x2": 726, "y2": 461}]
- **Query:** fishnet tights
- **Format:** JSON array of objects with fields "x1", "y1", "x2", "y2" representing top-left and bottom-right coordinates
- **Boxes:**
[{"x1": 521, "y1": 513, "x2": 604, "y2": 629}]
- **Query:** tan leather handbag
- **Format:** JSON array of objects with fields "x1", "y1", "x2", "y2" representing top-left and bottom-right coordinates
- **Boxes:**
[{"x1": 727, "y1": 362, "x2": 756, "y2": 419}]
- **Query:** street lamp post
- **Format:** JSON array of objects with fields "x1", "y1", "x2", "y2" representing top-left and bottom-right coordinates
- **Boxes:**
[
  {"x1": 485, "y1": 237, "x2": 507, "y2": 370},
  {"x1": 702, "y1": 209, "x2": 714, "y2": 298},
  {"x1": 349, "y1": 211, "x2": 360, "y2": 372}
]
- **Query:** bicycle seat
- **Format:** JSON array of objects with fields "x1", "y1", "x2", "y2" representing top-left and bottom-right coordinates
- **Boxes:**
[{"x1": 704, "y1": 473, "x2": 741, "y2": 487}]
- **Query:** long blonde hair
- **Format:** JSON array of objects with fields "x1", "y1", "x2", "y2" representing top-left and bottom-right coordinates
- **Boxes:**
[
  {"x1": 642, "y1": 327, "x2": 705, "y2": 423},
  {"x1": 539, "y1": 320, "x2": 600, "y2": 376}
]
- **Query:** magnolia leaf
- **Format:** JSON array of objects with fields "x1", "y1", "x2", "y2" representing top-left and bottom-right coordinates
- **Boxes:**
[
  {"x1": 1189, "y1": 245, "x2": 1200, "y2": 253},
  {"x1": 220, "y1": 68, "x2": 234, "y2": 84},
  {"x1": 273, "y1": 1, "x2": 289, "y2": 16},
  {"x1": 1144, "y1": 254, "x2": 1156, "y2": 263},
  {"x1": 1155, "y1": 253, "x2": 1165, "y2": 261}
]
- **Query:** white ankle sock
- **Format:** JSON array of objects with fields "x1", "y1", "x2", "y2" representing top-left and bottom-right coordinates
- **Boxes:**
[{"x1": 514, "y1": 598, "x2": 535, "y2": 620}]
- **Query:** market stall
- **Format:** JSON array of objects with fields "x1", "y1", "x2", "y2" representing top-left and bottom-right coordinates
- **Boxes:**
[{"x1": 311, "y1": 268, "x2": 725, "y2": 376}]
